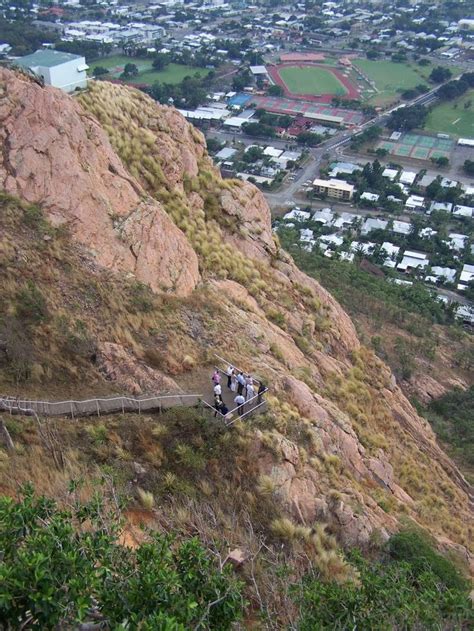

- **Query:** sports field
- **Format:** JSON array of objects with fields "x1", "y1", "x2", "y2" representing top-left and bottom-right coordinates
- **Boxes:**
[
  {"x1": 354, "y1": 59, "x2": 433, "y2": 105},
  {"x1": 424, "y1": 89, "x2": 474, "y2": 138},
  {"x1": 89, "y1": 56, "x2": 208, "y2": 86},
  {"x1": 278, "y1": 65, "x2": 348, "y2": 96}
]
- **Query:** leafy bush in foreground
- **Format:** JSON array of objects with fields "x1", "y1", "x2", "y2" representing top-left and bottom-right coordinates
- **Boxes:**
[
  {"x1": 0, "y1": 485, "x2": 244, "y2": 629},
  {"x1": 296, "y1": 533, "x2": 472, "y2": 630}
]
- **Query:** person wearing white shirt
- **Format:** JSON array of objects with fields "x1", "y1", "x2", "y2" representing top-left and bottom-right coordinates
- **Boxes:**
[
  {"x1": 246, "y1": 383, "x2": 255, "y2": 402},
  {"x1": 234, "y1": 394, "x2": 245, "y2": 415}
]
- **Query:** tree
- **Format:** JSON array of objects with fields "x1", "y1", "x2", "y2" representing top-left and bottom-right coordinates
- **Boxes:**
[
  {"x1": 152, "y1": 53, "x2": 169, "y2": 71},
  {"x1": 93, "y1": 66, "x2": 109, "y2": 77},
  {"x1": 387, "y1": 104, "x2": 428, "y2": 131},
  {"x1": 121, "y1": 63, "x2": 139, "y2": 78},
  {"x1": 463, "y1": 159, "x2": 474, "y2": 175},
  {"x1": 267, "y1": 84, "x2": 284, "y2": 96},
  {"x1": 429, "y1": 66, "x2": 452, "y2": 83},
  {"x1": 0, "y1": 486, "x2": 244, "y2": 629},
  {"x1": 431, "y1": 156, "x2": 449, "y2": 167},
  {"x1": 242, "y1": 122, "x2": 275, "y2": 138},
  {"x1": 366, "y1": 49, "x2": 379, "y2": 60},
  {"x1": 296, "y1": 132, "x2": 323, "y2": 146}
]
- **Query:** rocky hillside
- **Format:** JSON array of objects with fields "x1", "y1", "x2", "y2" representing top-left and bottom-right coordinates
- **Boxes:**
[{"x1": 0, "y1": 68, "x2": 472, "y2": 596}]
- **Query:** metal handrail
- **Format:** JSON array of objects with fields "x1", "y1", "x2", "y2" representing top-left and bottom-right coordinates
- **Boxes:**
[
  {"x1": 0, "y1": 393, "x2": 202, "y2": 407},
  {"x1": 202, "y1": 388, "x2": 268, "y2": 424},
  {"x1": 0, "y1": 393, "x2": 203, "y2": 418}
]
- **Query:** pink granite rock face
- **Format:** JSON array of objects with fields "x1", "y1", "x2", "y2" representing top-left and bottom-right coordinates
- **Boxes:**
[{"x1": 0, "y1": 68, "x2": 199, "y2": 296}]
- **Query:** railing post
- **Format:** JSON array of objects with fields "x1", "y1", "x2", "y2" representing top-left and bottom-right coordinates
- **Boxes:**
[
  {"x1": 96, "y1": 400, "x2": 100, "y2": 417},
  {"x1": 70, "y1": 402, "x2": 74, "y2": 419}
]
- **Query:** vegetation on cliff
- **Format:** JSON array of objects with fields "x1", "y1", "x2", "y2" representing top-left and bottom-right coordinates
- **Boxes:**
[{"x1": 0, "y1": 73, "x2": 472, "y2": 627}]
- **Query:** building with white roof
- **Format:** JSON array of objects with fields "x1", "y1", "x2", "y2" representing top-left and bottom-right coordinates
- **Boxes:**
[
  {"x1": 215, "y1": 147, "x2": 237, "y2": 160},
  {"x1": 441, "y1": 178, "x2": 458, "y2": 189},
  {"x1": 425, "y1": 266, "x2": 457, "y2": 284},
  {"x1": 397, "y1": 250, "x2": 429, "y2": 272},
  {"x1": 300, "y1": 228, "x2": 314, "y2": 242},
  {"x1": 329, "y1": 161, "x2": 361, "y2": 177},
  {"x1": 457, "y1": 264, "x2": 474, "y2": 291},
  {"x1": 453, "y1": 204, "x2": 473, "y2": 219},
  {"x1": 429, "y1": 201, "x2": 453, "y2": 213},
  {"x1": 263, "y1": 146, "x2": 283, "y2": 158},
  {"x1": 456, "y1": 305, "x2": 474, "y2": 325},
  {"x1": 419, "y1": 174, "x2": 438, "y2": 189},
  {"x1": 223, "y1": 117, "x2": 248, "y2": 129},
  {"x1": 14, "y1": 49, "x2": 88, "y2": 92},
  {"x1": 405, "y1": 195, "x2": 425, "y2": 210},
  {"x1": 448, "y1": 233, "x2": 468, "y2": 251},
  {"x1": 381, "y1": 242, "x2": 400, "y2": 268},
  {"x1": 392, "y1": 220, "x2": 411, "y2": 235},
  {"x1": 360, "y1": 192, "x2": 380, "y2": 202},
  {"x1": 320, "y1": 234, "x2": 344, "y2": 248},
  {"x1": 350, "y1": 241, "x2": 376, "y2": 255},
  {"x1": 361, "y1": 217, "x2": 388, "y2": 235},
  {"x1": 332, "y1": 212, "x2": 358, "y2": 228},
  {"x1": 382, "y1": 167, "x2": 398, "y2": 180},
  {"x1": 420, "y1": 227, "x2": 437, "y2": 238},
  {"x1": 339, "y1": 251, "x2": 355, "y2": 262},
  {"x1": 399, "y1": 170, "x2": 417, "y2": 185},
  {"x1": 312, "y1": 208, "x2": 334, "y2": 225},
  {"x1": 283, "y1": 209, "x2": 311, "y2": 221},
  {"x1": 249, "y1": 65, "x2": 269, "y2": 76}
]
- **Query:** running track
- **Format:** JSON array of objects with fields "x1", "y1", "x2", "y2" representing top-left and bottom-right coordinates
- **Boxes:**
[{"x1": 267, "y1": 62, "x2": 360, "y2": 104}]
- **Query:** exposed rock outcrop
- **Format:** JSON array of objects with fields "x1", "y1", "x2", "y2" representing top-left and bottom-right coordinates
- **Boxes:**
[
  {"x1": 0, "y1": 68, "x2": 199, "y2": 296},
  {"x1": 0, "y1": 69, "x2": 471, "y2": 560}
]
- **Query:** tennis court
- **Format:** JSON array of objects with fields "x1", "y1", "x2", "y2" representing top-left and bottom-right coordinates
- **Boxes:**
[{"x1": 377, "y1": 133, "x2": 454, "y2": 160}]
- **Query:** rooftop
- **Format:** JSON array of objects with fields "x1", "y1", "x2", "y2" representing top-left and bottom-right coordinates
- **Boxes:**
[{"x1": 15, "y1": 49, "x2": 82, "y2": 69}]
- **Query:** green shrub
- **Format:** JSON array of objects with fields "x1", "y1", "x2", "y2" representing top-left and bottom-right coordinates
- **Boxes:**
[
  {"x1": 16, "y1": 281, "x2": 48, "y2": 324},
  {"x1": 0, "y1": 485, "x2": 245, "y2": 629},
  {"x1": 295, "y1": 546, "x2": 472, "y2": 630},
  {"x1": 388, "y1": 529, "x2": 469, "y2": 592}
]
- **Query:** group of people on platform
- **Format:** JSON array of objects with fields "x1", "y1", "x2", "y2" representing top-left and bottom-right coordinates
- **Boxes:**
[{"x1": 211, "y1": 366, "x2": 267, "y2": 417}]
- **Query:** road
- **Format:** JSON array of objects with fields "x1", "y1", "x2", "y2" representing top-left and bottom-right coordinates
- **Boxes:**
[{"x1": 207, "y1": 75, "x2": 460, "y2": 210}]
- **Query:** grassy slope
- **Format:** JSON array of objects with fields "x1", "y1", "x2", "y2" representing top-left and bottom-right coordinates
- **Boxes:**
[
  {"x1": 278, "y1": 65, "x2": 347, "y2": 95},
  {"x1": 278, "y1": 234, "x2": 473, "y2": 477},
  {"x1": 424, "y1": 89, "x2": 474, "y2": 138},
  {"x1": 1, "y1": 79, "x2": 472, "y2": 606},
  {"x1": 76, "y1": 81, "x2": 472, "y2": 549}
]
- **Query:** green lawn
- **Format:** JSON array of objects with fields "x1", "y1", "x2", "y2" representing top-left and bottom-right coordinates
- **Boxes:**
[
  {"x1": 89, "y1": 56, "x2": 208, "y2": 86},
  {"x1": 128, "y1": 63, "x2": 208, "y2": 86},
  {"x1": 278, "y1": 65, "x2": 347, "y2": 96},
  {"x1": 424, "y1": 89, "x2": 474, "y2": 138},
  {"x1": 89, "y1": 55, "x2": 138, "y2": 72},
  {"x1": 354, "y1": 59, "x2": 433, "y2": 105}
]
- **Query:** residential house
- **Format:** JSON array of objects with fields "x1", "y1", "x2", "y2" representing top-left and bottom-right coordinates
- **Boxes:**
[
  {"x1": 457, "y1": 264, "x2": 474, "y2": 291},
  {"x1": 361, "y1": 217, "x2": 388, "y2": 235},
  {"x1": 397, "y1": 250, "x2": 429, "y2": 272}
]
